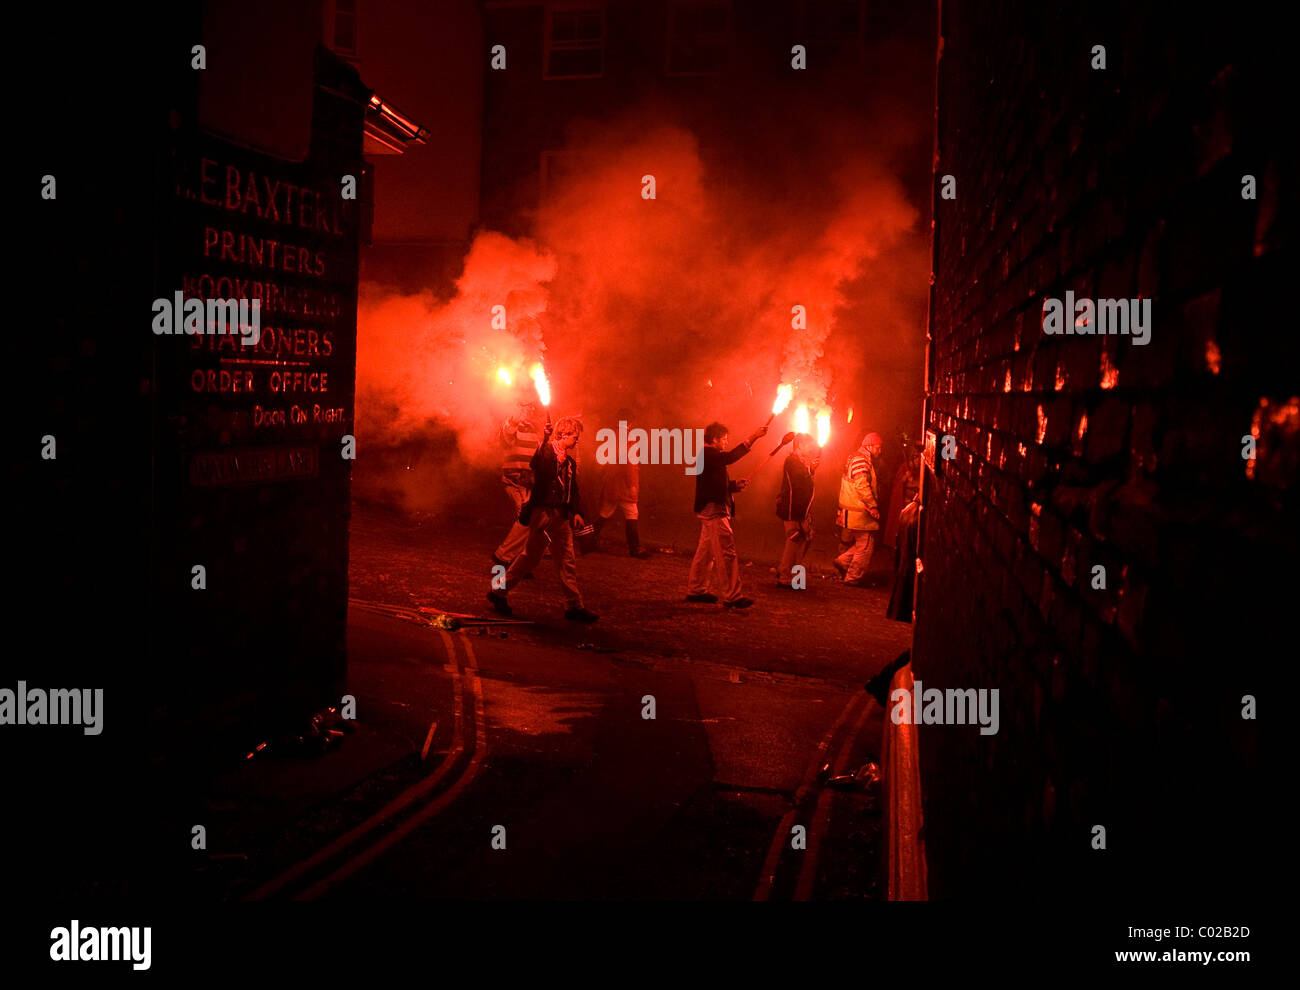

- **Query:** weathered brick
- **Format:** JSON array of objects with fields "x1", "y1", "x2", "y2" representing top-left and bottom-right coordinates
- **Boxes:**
[
  {"x1": 1036, "y1": 506, "x2": 1066, "y2": 564},
  {"x1": 1042, "y1": 396, "x2": 1072, "y2": 448},
  {"x1": 1084, "y1": 397, "x2": 1130, "y2": 464},
  {"x1": 913, "y1": 0, "x2": 1278, "y2": 902}
]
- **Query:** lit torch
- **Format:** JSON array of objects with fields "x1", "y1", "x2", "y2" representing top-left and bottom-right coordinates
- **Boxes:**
[
  {"x1": 530, "y1": 362, "x2": 551, "y2": 428},
  {"x1": 816, "y1": 409, "x2": 831, "y2": 447},
  {"x1": 765, "y1": 383, "x2": 793, "y2": 427},
  {"x1": 793, "y1": 404, "x2": 810, "y2": 435},
  {"x1": 530, "y1": 363, "x2": 551, "y2": 406}
]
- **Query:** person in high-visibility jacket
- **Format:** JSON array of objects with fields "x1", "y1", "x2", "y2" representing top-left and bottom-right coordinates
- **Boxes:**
[{"x1": 833, "y1": 432, "x2": 883, "y2": 586}]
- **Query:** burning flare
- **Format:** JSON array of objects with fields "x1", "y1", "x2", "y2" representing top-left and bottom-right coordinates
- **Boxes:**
[
  {"x1": 793, "y1": 404, "x2": 810, "y2": 435},
  {"x1": 816, "y1": 409, "x2": 831, "y2": 447},
  {"x1": 497, "y1": 367, "x2": 512, "y2": 386},
  {"x1": 530, "y1": 362, "x2": 551, "y2": 406},
  {"x1": 771, "y1": 383, "x2": 794, "y2": 416},
  {"x1": 763, "y1": 383, "x2": 796, "y2": 427}
]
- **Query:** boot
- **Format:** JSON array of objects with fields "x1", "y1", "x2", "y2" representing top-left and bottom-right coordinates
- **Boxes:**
[{"x1": 626, "y1": 519, "x2": 649, "y2": 558}]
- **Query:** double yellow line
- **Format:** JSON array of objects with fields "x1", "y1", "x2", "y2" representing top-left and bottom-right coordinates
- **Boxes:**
[
  {"x1": 245, "y1": 618, "x2": 487, "y2": 900},
  {"x1": 752, "y1": 692, "x2": 874, "y2": 901}
]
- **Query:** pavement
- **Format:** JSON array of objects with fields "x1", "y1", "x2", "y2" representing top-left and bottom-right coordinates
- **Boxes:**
[{"x1": 183, "y1": 501, "x2": 913, "y2": 900}]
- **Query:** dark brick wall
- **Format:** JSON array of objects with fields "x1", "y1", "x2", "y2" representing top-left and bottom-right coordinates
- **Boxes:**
[{"x1": 912, "y1": 0, "x2": 1291, "y2": 900}]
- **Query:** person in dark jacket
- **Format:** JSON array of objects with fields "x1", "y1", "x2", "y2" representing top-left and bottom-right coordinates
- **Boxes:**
[
  {"x1": 775, "y1": 433, "x2": 821, "y2": 588},
  {"x1": 487, "y1": 415, "x2": 598, "y2": 622},
  {"x1": 884, "y1": 443, "x2": 920, "y2": 551},
  {"x1": 686, "y1": 420, "x2": 768, "y2": 608},
  {"x1": 886, "y1": 491, "x2": 921, "y2": 621}
]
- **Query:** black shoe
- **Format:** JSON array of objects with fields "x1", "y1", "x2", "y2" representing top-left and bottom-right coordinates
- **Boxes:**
[
  {"x1": 832, "y1": 559, "x2": 848, "y2": 576},
  {"x1": 629, "y1": 547, "x2": 651, "y2": 558},
  {"x1": 723, "y1": 597, "x2": 755, "y2": 609},
  {"x1": 565, "y1": 607, "x2": 599, "y2": 623},
  {"x1": 685, "y1": 593, "x2": 718, "y2": 603},
  {"x1": 486, "y1": 591, "x2": 512, "y2": 616},
  {"x1": 775, "y1": 581, "x2": 801, "y2": 590}
]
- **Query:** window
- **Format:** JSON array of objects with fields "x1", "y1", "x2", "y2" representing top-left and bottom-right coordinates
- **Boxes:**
[
  {"x1": 665, "y1": 1, "x2": 731, "y2": 76},
  {"x1": 326, "y1": 0, "x2": 359, "y2": 59},
  {"x1": 798, "y1": 0, "x2": 866, "y2": 68},
  {"x1": 544, "y1": 3, "x2": 605, "y2": 79}
]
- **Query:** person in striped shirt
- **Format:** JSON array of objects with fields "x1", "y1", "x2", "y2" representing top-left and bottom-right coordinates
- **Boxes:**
[
  {"x1": 834, "y1": 432, "x2": 883, "y2": 586},
  {"x1": 492, "y1": 400, "x2": 543, "y2": 568},
  {"x1": 488, "y1": 416, "x2": 598, "y2": 623}
]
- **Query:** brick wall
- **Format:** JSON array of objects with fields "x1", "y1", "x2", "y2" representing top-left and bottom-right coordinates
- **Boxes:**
[{"x1": 912, "y1": 0, "x2": 1290, "y2": 899}]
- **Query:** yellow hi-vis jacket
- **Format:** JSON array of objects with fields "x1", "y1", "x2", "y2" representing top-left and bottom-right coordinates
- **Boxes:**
[{"x1": 836, "y1": 449, "x2": 880, "y2": 532}]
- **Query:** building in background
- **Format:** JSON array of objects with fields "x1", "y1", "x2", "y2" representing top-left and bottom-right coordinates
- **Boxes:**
[
  {"x1": 325, "y1": 0, "x2": 485, "y2": 295},
  {"x1": 480, "y1": 0, "x2": 914, "y2": 234}
]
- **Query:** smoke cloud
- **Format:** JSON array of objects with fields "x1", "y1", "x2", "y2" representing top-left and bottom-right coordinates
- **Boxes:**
[{"x1": 355, "y1": 66, "x2": 931, "y2": 529}]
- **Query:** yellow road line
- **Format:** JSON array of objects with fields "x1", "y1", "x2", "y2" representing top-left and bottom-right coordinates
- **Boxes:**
[
  {"x1": 244, "y1": 630, "x2": 466, "y2": 900},
  {"x1": 296, "y1": 637, "x2": 488, "y2": 898},
  {"x1": 753, "y1": 692, "x2": 864, "y2": 901},
  {"x1": 794, "y1": 697, "x2": 873, "y2": 900}
]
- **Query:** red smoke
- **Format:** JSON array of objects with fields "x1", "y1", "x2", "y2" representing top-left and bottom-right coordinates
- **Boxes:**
[{"x1": 356, "y1": 90, "x2": 929, "y2": 523}]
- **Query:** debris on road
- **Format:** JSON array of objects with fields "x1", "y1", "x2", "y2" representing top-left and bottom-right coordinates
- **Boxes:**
[
  {"x1": 855, "y1": 761, "x2": 882, "y2": 784},
  {"x1": 827, "y1": 761, "x2": 882, "y2": 790}
]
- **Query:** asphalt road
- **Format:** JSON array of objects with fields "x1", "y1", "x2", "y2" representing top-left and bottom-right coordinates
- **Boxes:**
[
  {"x1": 199, "y1": 502, "x2": 913, "y2": 900},
  {"x1": 350, "y1": 499, "x2": 913, "y2": 681}
]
